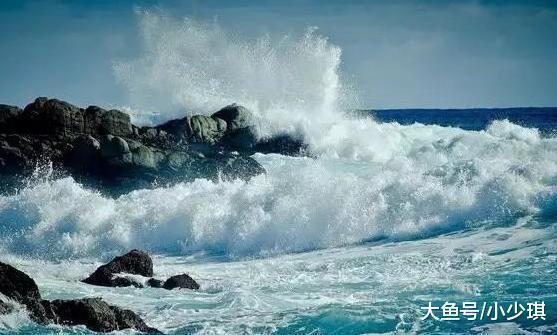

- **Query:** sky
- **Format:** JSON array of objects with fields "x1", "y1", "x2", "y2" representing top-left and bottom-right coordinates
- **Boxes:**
[{"x1": 0, "y1": 0, "x2": 556, "y2": 109}]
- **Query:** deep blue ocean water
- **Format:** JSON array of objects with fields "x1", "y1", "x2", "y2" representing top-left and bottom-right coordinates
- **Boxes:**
[{"x1": 371, "y1": 107, "x2": 557, "y2": 135}]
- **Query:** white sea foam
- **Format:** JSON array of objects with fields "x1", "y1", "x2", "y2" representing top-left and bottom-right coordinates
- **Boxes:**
[
  {"x1": 2, "y1": 13, "x2": 557, "y2": 260},
  {"x1": 0, "y1": 119, "x2": 555, "y2": 259}
]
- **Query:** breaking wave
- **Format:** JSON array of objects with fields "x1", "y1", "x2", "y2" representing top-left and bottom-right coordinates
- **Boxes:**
[
  {"x1": 0, "y1": 120, "x2": 555, "y2": 259},
  {"x1": 0, "y1": 13, "x2": 556, "y2": 260}
]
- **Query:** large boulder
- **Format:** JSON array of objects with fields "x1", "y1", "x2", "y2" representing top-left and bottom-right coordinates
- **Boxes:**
[
  {"x1": 99, "y1": 135, "x2": 133, "y2": 167},
  {"x1": 0, "y1": 262, "x2": 48, "y2": 323},
  {"x1": 211, "y1": 104, "x2": 258, "y2": 150},
  {"x1": 82, "y1": 249, "x2": 153, "y2": 287},
  {"x1": 19, "y1": 97, "x2": 84, "y2": 135},
  {"x1": 211, "y1": 104, "x2": 253, "y2": 132},
  {"x1": 157, "y1": 114, "x2": 227, "y2": 144},
  {"x1": 87, "y1": 106, "x2": 133, "y2": 137},
  {"x1": 44, "y1": 298, "x2": 160, "y2": 333},
  {"x1": 4, "y1": 98, "x2": 132, "y2": 137},
  {"x1": 162, "y1": 274, "x2": 200, "y2": 290}
]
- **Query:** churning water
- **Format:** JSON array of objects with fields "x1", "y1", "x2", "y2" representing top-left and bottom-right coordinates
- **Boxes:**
[{"x1": 1, "y1": 12, "x2": 556, "y2": 335}]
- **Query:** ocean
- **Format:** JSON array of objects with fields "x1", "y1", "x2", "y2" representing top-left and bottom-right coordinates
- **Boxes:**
[
  {"x1": 1, "y1": 109, "x2": 556, "y2": 334},
  {"x1": 1, "y1": 13, "x2": 557, "y2": 335}
]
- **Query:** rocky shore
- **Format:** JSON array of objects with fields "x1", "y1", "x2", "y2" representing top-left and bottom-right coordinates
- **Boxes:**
[
  {"x1": 0, "y1": 250, "x2": 200, "y2": 333},
  {"x1": 0, "y1": 260, "x2": 160, "y2": 333},
  {"x1": 0, "y1": 97, "x2": 304, "y2": 195}
]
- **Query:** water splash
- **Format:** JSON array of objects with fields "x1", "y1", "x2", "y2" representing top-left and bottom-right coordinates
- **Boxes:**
[{"x1": 114, "y1": 10, "x2": 354, "y2": 138}]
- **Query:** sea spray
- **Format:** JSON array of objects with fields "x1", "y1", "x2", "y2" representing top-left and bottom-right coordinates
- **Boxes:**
[
  {"x1": 113, "y1": 10, "x2": 355, "y2": 140},
  {"x1": 0, "y1": 120, "x2": 555, "y2": 260}
]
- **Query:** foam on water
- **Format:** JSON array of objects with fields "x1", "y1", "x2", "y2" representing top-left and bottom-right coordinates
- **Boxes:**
[{"x1": 0, "y1": 119, "x2": 555, "y2": 260}]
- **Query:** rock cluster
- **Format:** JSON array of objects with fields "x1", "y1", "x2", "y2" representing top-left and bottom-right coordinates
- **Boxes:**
[
  {"x1": 0, "y1": 98, "x2": 305, "y2": 195},
  {"x1": 82, "y1": 250, "x2": 200, "y2": 290},
  {"x1": 0, "y1": 261, "x2": 160, "y2": 333}
]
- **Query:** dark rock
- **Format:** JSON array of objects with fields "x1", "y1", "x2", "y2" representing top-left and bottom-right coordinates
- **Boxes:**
[
  {"x1": 0, "y1": 97, "x2": 315, "y2": 196},
  {"x1": 67, "y1": 135, "x2": 101, "y2": 170},
  {"x1": 99, "y1": 135, "x2": 133, "y2": 167},
  {"x1": 0, "y1": 261, "x2": 48, "y2": 323},
  {"x1": 0, "y1": 262, "x2": 159, "y2": 333},
  {"x1": 111, "y1": 276, "x2": 144, "y2": 288},
  {"x1": 0, "y1": 300, "x2": 14, "y2": 315},
  {"x1": 47, "y1": 298, "x2": 160, "y2": 333},
  {"x1": 82, "y1": 250, "x2": 153, "y2": 287},
  {"x1": 220, "y1": 126, "x2": 258, "y2": 150},
  {"x1": 20, "y1": 97, "x2": 84, "y2": 135},
  {"x1": 157, "y1": 114, "x2": 227, "y2": 144},
  {"x1": 147, "y1": 278, "x2": 164, "y2": 288},
  {"x1": 162, "y1": 274, "x2": 200, "y2": 290},
  {"x1": 0, "y1": 104, "x2": 22, "y2": 126},
  {"x1": 253, "y1": 134, "x2": 307, "y2": 156}
]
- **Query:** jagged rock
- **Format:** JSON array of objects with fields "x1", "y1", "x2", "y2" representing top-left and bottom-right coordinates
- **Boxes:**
[
  {"x1": 83, "y1": 106, "x2": 133, "y2": 137},
  {"x1": 0, "y1": 261, "x2": 49, "y2": 323},
  {"x1": 162, "y1": 274, "x2": 200, "y2": 290},
  {"x1": 147, "y1": 278, "x2": 164, "y2": 288},
  {"x1": 82, "y1": 249, "x2": 153, "y2": 287},
  {"x1": 0, "y1": 262, "x2": 159, "y2": 333},
  {"x1": 45, "y1": 298, "x2": 160, "y2": 333},
  {"x1": 0, "y1": 97, "x2": 316, "y2": 195}
]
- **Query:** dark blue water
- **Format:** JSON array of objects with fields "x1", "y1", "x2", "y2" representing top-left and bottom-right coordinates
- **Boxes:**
[{"x1": 370, "y1": 107, "x2": 557, "y2": 134}]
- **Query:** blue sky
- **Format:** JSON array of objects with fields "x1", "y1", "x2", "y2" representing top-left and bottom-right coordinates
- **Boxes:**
[{"x1": 0, "y1": 0, "x2": 556, "y2": 109}]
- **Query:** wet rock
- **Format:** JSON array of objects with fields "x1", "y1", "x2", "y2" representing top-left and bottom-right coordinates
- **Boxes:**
[
  {"x1": 99, "y1": 135, "x2": 133, "y2": 166},
  {"x1": 0, "y1": 261, "x2": 48, "y2": 323},
  {"x1": 147, "y1": 278, "x2": 164, "y2": 288},
  {"x1": 0, "y1": 104, "x2": 21, "y2": 126},
  {"x1": 0, "y1": 262, "x2": 160, "y2": 333},
  {"x1": 157, "y1": 114, "x2": 227, "y2": 144},
  {"x1": 253, "y1": 134, "x2": 307, "y2": 156},
  {"x1": 67, "y1": 135, "x2": 101, "y2": 169},
  {"x1": 18, "y1": 97, "x2": 84, "y2": 135},
  {"x1": 211, "y1": 103, "x2": 253, "y2": 132},
  {"x1": 0, "y1": 97, "x2": 317, "y2": 195},
  {"x1": 82, "y1": 249, "x2": 153, "y2": 287},
  {"x1": 47, "y1": 298, "x2": 160, "y2": 333},
  {"x1": 162, "y1": 274, "x2": 200, "y2": 290}
]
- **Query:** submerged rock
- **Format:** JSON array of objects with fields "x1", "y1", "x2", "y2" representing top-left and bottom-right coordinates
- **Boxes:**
[
  {"x1": 82, "y1": 250, "x2": 200, "y2": 291},
  {"x1": 162, "y1": 274, "x2": 200, "y2": 290},
  {"x1": 82, "y1": 249, "x2": 153, "y2": 287},
  {"x1": 45, "y1": 298, "x2": 160, "y2": 333},
  {"x1": 0, "y1": 261, "x2": 159, "y2": 333},
  {"x1": 147, "y1": 278, "x2": 164, "y2": 288}
]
